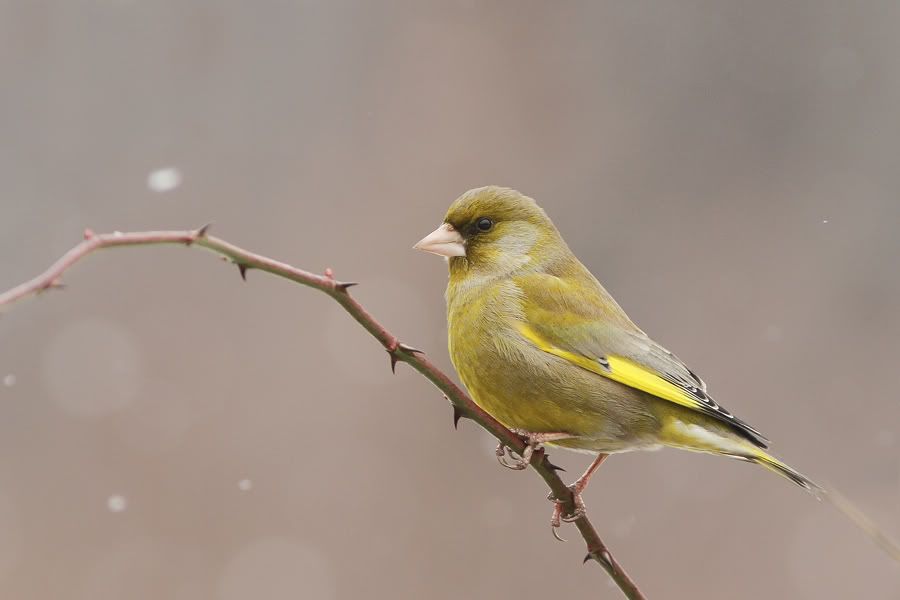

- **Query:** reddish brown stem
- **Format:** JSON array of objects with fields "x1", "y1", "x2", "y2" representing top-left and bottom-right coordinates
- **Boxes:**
[{"x1": 0, "y1": 227, "x2": 646, "y2": 600}]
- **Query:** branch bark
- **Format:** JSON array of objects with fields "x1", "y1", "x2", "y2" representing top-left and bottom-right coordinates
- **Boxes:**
[{"x1": 0, "y1": 226, "x2": 646, "y2": 599}]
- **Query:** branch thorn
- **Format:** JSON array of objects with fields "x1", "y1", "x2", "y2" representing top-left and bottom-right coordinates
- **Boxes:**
[
  {"x1": 195, "y1": 222, "x2": 212, "y2": 238},
  {"x1": 452, "y1": 404, "x2": 463, "y2": 429},
  {"x1": 186, "y1": 223, "x2": 212, "y2": 246},
  {"x1": 544, "y1": 457, "x2": 566, "y2": 473},
  {"x1": 598, "y1": 550, "x2": 613, "y2": 568},
  {"x1": 39, "y1": 278, "x2": 66, "y2": 293},
  {"x1": 386, "y1": 339, "x2": 423, "y2": 373},
  {"x1": 335, "y1": 281, "x2": 358, "y2": 291},
  {"x1": 237, "y1": 263, "x2": 249, "y2": 281},
  {"x1": 584, "y1": 550, "x2": 612, "y2": 568}
]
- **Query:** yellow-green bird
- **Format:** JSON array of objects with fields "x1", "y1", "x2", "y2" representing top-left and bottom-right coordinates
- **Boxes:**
[
  {"x1": 413, "y1": 186, "x2": 900, "y2": 552},
  {"x1": 414, "y1": 185, "x2": 812, "y2": 502}
]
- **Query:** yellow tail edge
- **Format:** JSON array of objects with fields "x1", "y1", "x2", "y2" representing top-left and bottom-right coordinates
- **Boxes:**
[{"x1": 748, "y1": 451, "x2": 823, "y2": 497}]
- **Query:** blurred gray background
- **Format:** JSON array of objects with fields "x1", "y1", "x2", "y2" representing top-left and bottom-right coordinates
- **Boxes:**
[{"x1": 1, "y1": 1, "x2": 899, "y2": 598}]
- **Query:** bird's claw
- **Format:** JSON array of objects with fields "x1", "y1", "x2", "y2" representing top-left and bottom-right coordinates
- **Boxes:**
[
  {"x1": 561, "y1": 502, "x2": 586, "y2": 522},
  {"x1": 551, "y1": 520, "x2": 567, "y2": 542},
  {"x1": 548, "y1": 484, "x2": 587, "y2": 541},
  {"x1": 495, "y1": 429, "x2": 561, "y2": 470},
  {"x1": 495, "y1": 442, "x2": 533, "y2": 470}
]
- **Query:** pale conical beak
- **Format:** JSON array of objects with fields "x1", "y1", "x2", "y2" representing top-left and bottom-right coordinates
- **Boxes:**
[{"x1": 413, "y1": 223, "x2": 466, "y2": 257}]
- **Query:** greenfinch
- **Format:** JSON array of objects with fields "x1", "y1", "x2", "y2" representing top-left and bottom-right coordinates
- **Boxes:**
[{"x1": 414, "y1": 185, "x2": 819, "y2": 526}]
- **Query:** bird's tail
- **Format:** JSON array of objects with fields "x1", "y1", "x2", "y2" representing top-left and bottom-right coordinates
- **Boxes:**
[
  {"x1": 748, "y1": 449, "x2": 900, "y2": 563},
  {"x1": 746, "y1": 450, "x2": 823, "y2": 496},
  {"x1": 661, "y1": 418, "x2": 900, "y2": 562}
]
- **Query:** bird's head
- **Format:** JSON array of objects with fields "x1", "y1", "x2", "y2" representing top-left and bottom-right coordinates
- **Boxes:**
[{"x1": 414, "y1": 186, "x2": 564, "y2": 276}]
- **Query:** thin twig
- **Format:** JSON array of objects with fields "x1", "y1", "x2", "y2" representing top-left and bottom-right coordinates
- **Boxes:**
[{"x1": 0, "y1": 227, "x2": 646, "y2": 600}]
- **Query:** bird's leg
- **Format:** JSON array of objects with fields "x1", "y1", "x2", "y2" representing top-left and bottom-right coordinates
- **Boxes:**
[
  {"x1": 496, "y1": 430, "x2": 573, "y2": 470},
  {"x1": 550, "y1": 453, "x2": 609, "y2": 539}
]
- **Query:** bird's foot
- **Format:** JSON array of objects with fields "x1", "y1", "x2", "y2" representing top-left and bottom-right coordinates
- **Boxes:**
[
  {"x1": 548, "y1": 484, "x2": 587, "y2": 542},
  {"x1": 495, "y1": 430, "x2": 572, "y2": 470},
  {"x1": 547, "y1": 453, "x2": 608, "y2": 541}
]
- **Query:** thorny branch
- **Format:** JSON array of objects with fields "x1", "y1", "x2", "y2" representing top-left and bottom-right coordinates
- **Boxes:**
[{"x1": 0, "y1": 227, "x2": 646, "y2": 600}]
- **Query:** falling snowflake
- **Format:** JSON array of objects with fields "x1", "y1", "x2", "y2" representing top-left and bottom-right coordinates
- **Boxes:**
[
  {"x1": 2, "y1": 374, "x2": 15, "y2": 387},
  {"x1": 146, "y1": 167, "x2": 182, "y2": 193},
  {"x1": 238, "y1": 479, "x2": 253, "y2": 492},
  {"x1": 107, "y1": 495, "x2": 127, "y2": 513}
]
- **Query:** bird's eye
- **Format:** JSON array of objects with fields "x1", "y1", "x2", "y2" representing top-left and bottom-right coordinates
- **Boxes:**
[{"x1": 475, "y1": 217, "x2": 493, "y2": 232}]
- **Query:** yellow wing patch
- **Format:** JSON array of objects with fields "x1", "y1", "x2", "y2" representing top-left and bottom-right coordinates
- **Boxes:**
[
  {"x1": 516, "y1": 323, "x2": 714, "y2": 414},
  {"x1": 603, "y1": 355, "x2": 709, "y2": 413}
]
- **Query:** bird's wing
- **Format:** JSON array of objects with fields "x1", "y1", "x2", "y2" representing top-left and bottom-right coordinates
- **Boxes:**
[{"x1": 514, "y1": 272, "x2": 769, "y2": 447}]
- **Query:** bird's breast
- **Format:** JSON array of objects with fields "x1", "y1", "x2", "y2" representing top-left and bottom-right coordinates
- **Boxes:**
[
  {"x1": 446, "y1": 279, "x2": 528, "y2": 421},
  {"x1": 446, "y1": 278, "x2": 593, "y2": 433}
]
